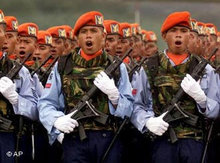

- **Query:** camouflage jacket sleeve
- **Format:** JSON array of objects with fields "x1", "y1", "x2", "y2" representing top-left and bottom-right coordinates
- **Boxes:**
[
  {"x1": 198, "y1": 64, "x2": 220, "y2": 119},
  {"x1": 130, "y1": 67, "x2": 154, "y2": 133},
  {"x1": 13, "y1": 66, "x2": 38, "y2": 120},
  {"x1": 37, "y1": 62, "x2": 65, "y2": 145},
  {"x1": 108, "y1": 63, "x2": 134, "y2": 118}
]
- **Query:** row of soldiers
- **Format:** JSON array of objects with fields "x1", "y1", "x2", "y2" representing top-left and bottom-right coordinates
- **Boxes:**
[{"x1": 0, "y1": 8, "x2": 219, "y2": 163}]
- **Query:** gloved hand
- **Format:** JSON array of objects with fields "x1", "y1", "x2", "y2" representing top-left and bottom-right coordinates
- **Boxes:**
[
  {"x1": 181, "y1": 74, "x2": 206, "y2": 105},
  {"x1": 54, "y1": 111, "x2": 79, "y2": 133},
  {"x1": 57, "y1": 133, "x2": 64, "y2": 144},
  {"x1": 0, "y1": 77, "x2": 18, "y2": 105},
  {"x1": 145, "y1": 112, "x2": 169, "y2": 136},
  {"x1": 94, "y1": 71, "x2": 119, "y2": 105}
]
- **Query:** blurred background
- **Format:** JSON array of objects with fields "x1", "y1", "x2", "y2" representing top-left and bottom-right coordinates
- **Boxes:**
[{"x1": 1, "y1": 0, "x2": 220, "y2": 49}]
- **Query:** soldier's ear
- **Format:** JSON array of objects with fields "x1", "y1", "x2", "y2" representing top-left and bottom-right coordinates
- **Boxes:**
[{"x1": 162, "y1": 32, "x2": 167, "y2": 41}]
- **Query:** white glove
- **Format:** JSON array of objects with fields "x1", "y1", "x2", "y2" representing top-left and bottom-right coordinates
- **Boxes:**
[
  {"x1": 145, "y1": 112, "x2": 169, "y2": 136},
  {"x1": 57, "y1": 133, "x2": 64, "y2": 144},
  {"x1": 0, "y1": 77, "x2": 18, "y2": 105},
  {"x1": 54, "y1": 111, "x2": 79, "y2": 134},
  {"x1": 94, "y1": 71, "x2": 119, "y2": 105},
  {"x1": 181, "y1": 74, "x2": 206, "y2": 106}
]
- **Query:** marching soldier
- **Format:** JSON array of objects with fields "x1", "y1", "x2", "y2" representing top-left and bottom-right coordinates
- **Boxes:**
[
  {"x1": 38, "y1": 11, "x2": 133, "y2": 163},
  {"x1": 47, "y1": 26, "x2": 67, "y2": 57},
  {"x1": 141, "y1": 30, "x2": 158, "y2": 58},
  {"x1": 0, "y1": 10, "x2": 39, "y2": 163},
  {"x1": 131, "y1": 11, "x2": 220, "y2": 163},
  {"x1": 104, "y1": 19, "x2": 120, "y2": 56},
  {"x1": 2, "y1": 16, "x2": 18, "y2": 60}
]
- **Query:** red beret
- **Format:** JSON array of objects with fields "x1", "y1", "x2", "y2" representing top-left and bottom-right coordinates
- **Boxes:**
[
  {"x1": 131, "y1": 23, "x2": 142, "y2": 36},
  {"x1": 142, "y1": 30, "x2": 157, "y2": 42},
  {"x1": 161, "y1": 11, "x2": 191, "y2": 33},
  {"x1": 47, "y1": 26, "x2": 66, "y2": 39},
  {"x1": 5, "y1": 16, "x2": 18, "y2": 32},
  {"x1": 73, "y1": 11, "x2": 104, "y2": 36},
  {"x1": 104, "y1": 20, "x2": 120, "y2": 35},
  {"x1": 61, "y1": 25, "x2": 73, "y2": 40},
  {"x1": 0, "y1": 10, "x2": 5, "y2": 24},
  {"x1": 190, "y1": 19, "x2": 198, "y2": 33},
  {"x1": 119, "y1": 22, "x2": 131, "y2": 38},
  {"x1": 37, "y1": 30, "x2": 52, "y2": 46},
  {"x1": 18, "y1": 23, "x2": 39, "y2": 38},
  {"x1": 197, "y1": 22, "x2": 206, "y2": 35},
  {"x1": 205, "y1": 23, "x2": 217, "y2": 35}
]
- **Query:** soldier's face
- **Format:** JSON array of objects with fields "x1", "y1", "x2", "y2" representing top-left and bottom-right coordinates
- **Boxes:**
[
  {"x1": 17, "y1": 36, "x2": 37, "y2": 61},
  {"x1": 71, "y1": 36, "x2": 78, "y2": 50},
  {"x1": 33, "y1": 44, "x2": 51, "y2": 64},
  {"x1": 163, "y1": 26, "x2": 190, "y2": 54},
  {"x1": 206, "y1": 34, "x2": 217, "y2": 57},
  {"x1": 105, "y1": 34, "x2": 119, "y2": 56},
  {"x1": 132, "y1": 35, "x2": 143, "y2": 58},
  {"x1": 143, "y1": 41, "x2": 158, "y2": 57},
  {"x1": 188, "y1": 31, "x2": 200, "y2": 55},
  {"x1": 51, "y1": 37, "x2": 65, "y2": 57},
  {"x1": 2, "y1": 31, "x2": 18, "y2": 54},
  {"x1": 115, "y1": 37, "x2": 132, "y2": 58},
  {"x1": 77, "y1": 26, "x2": 106, "y2": 55},
  {"x1": 63, "y1": 39, "x2": 72, "y2": 55},
  {"x1": 0, "y1": 24, "x2": 6, "y2": 49}
]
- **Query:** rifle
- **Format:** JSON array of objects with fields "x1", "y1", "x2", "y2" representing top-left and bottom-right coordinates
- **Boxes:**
[
  {"x1": 101, "y1": 116, "x2": 129, "y2": 163},
  {"x1": 67, "y1": 49, "x2": 132, "y2": 140},
  {"x1": 128, "y1": 57, "x2": 148, "y2": 81},
  {"x1": 162, "y1": 48, "x2": 218, "y2": 143},
  {"x1": 31, "y1": 55, "x2": 53, "y2": 77},
  {"x1": 201, "y1": 121, "x2": 214, "y2": 163},
  {"x1": 39, "y1": 56, "x2": 59, "y2": 83}
]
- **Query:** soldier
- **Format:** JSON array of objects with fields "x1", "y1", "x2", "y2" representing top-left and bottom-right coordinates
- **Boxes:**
[
  {"x1": 141, "y1": 30, "x2": 158, "y2": 58},
  {"x1": 205, "y1": 23, "x2": 218, "y2": 63},
  {"x1": 187, "y1": 19, "x2": 202, "y2": 56},
  {"x1": 131, "y1": 11, "x2": 220, "y2": 163},
  {"x1": 38, "y1": 11, "x2": 133, "y2": 163},
  {"x1": 116, "y1": 22, "x2": 133, "y2": 65},
  {"x1": 0, "y1": 10, "x2": 39, "y2": 163},
  {"x1": 17, "y1": 23, "x2": 44, "y2": 97},
  {"x1": 104, "y1": 20, "x2": 120, "y2": 56},
  {"x1": 61, "y1": 25, "x2": 73, "y2": 55},
  {"x1": 70, "y1": 30, "x2": 78, "y2": 51},
  {"x1": 130, "y1": 23, "x2": 143, "y2": 62},
  {"x1": 47, "y1": 26, "x2": 67, "y2": 57},
  {"x1": 2, "y1": 16, "x2": 18, "y2": 60}
]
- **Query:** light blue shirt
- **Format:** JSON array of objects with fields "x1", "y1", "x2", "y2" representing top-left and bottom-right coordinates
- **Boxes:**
[
  {"x1": 38, "y1": 61, "x2": 134, "y2": 144},
  {"x1": 13, "y1": 66, "x2": 38, "y2": 120}
]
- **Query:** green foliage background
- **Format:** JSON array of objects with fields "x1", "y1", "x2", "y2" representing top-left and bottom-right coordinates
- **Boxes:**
[{"x1": 1, "y1": 0, "x2": 220, "y2": 49}]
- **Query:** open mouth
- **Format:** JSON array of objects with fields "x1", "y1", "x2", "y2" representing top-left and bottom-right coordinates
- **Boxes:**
[
  {"x1": 115, "y1": 51, "x2": 122, "y2": 56},
  {"x1": 86, "y1": 41, "x2": 93, "y2": 48},
  {"x1": 175, "y1": 40, "x2": 182, "y2": 46},
  {"x1": 19, "y1": 51, "x2": 26, "y2": 58},
  {"x1": 2, "y1": 46, "x2": 8, "y2": 52}
]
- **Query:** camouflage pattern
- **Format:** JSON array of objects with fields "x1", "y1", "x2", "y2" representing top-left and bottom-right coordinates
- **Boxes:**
[
  {"x1": 143, "y1": 51, "x2": 203, "y2": 139},
  {"x1": 62, "y1": 49, "x2": 115, "y2": 130}
]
